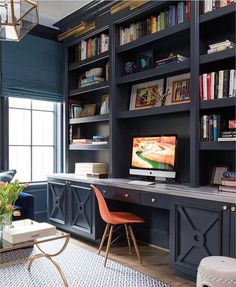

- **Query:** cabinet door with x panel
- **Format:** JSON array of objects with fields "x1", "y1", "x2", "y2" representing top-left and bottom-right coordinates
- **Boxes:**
[
  {"x1": 68, "y1": 182, "x2": 95, "y2": 239},
  {"x1": 47, "y1": 180, "x2": 68, "y2": 229},
  {"x1": 170, "y1": 196, "x2": 230, "y2": 279}
]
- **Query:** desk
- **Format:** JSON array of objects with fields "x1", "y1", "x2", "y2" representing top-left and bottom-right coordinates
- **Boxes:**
[{"x1": 47, "y1": 174, "x2": 236, "y2": 279}]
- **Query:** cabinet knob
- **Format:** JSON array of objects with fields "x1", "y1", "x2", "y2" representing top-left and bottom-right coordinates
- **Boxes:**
[
  {"x1": 102, "y1": 190, "x2": 107, "y2": 194},
  {"x1": 124, "y1": 193, "x2": 129, "y2": 198},
  {"x1": 231, "y1": 206, "x2": 236, "y2": 212},
  {"x1": 151, "y1": 198, "x2": 156, "y2": 203},
  {"x1": 223, "y1": 205, "x2": 228, "y2": 210}
]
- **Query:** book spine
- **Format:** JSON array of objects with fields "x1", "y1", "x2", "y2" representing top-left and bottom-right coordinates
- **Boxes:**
[
  {"x1": 223, "y1": 70, "x2": 229, "y2": 97},
  {"x1": 214, "y1": 72, "x2": 219, "y2": 99},
  {"x1": 229, "y1": 69, "x2": 235, "y2": 97},
  {"x1": 209, "y1": 114, "x2": 213, "y2": 141},
  {"x1": 199, "y1": 75, "x2": 203, "y2": 101},
  {"x1": 223, "y1": 171, "x2": 236, "y2": 178},
  {"x1": 207, "y1": 73, "x2": 211, "y2": 100},
  {"x1": 186, "y1": 0, "x2": 191, "y2": 21},
  {"x1": 210, "y1": 72, "x2": 215, "y2": 100},
  {"x1": 213, "y1": 114, "x2": 218, "y2": 141},
  {"x1": 203, "y1": 73, "x2": 208, "y2": 100},
  {"x1": 218, "y1": 70, "x2": 224, "y2": 98},
  {"x1": 203, "y1": 115, "x2": 207, "y2": 140}
]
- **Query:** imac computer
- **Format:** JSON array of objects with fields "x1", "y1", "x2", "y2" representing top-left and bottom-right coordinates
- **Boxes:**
[{"x1": 129, "y1": 135, "x2": 177, "y2": 185}]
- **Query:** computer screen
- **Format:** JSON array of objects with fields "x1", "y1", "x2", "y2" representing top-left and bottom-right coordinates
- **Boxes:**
[{"x1": 131, "y1": 136, "x2": 177, "y2": 172}]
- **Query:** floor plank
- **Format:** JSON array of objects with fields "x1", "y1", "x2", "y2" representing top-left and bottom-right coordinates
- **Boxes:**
[{"x1": 70, "y1": 237, "x2": 195, "y2": 287}]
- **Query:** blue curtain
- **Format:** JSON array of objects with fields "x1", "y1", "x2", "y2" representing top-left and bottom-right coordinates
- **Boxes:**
[{"x1": 1, "y1": 35, "x2": 64, "y2": 102}]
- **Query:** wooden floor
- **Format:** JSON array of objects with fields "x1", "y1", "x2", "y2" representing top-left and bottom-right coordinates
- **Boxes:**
[{"x1": 70, "y1": 237, "x2": 195, "y2": 287}]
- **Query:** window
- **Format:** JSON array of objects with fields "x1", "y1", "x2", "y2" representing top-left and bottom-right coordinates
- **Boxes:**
[{"x1": 8, "y1": 98, "x2": 60, "y2": 182}]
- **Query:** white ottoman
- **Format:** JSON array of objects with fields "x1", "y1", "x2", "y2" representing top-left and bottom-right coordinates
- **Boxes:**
[{"x1": 197, "y1": 256, "x2": 236, "y2": 287}]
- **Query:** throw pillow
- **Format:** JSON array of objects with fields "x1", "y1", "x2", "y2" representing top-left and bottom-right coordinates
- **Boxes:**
[{"x1": 0, "y1": 169, "x2": 17, "y2": 183}]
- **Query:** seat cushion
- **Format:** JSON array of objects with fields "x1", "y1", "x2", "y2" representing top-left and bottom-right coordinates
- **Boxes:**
[
  {"x1": 110, "y1": 211, "x2": 145, "y2": 224},
  {"x1": 0, "y1": 169, "x2": 17, "y2": 183}
]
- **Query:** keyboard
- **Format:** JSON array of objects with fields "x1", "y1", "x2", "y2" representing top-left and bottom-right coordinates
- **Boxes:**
[{"x1": 128, "y1": 180, "x2": 155, "y2": 186}]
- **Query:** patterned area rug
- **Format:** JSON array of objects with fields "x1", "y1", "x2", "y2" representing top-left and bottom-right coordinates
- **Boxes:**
[{"x1": 0, "y1": 240, "x2": 172, "y2": 287}]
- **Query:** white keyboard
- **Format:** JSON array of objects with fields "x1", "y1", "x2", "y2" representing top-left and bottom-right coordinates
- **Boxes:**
[{"x1": 128, "y1": 180, "x2": 155, "y2": 186}]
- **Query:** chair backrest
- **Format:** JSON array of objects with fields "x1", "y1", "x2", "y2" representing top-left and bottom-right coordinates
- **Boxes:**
[{"x1": 91, "y1": 185, "x2": 113, "y2": 224}]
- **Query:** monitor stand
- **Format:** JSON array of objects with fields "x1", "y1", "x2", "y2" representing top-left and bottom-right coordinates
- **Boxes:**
[{"x1": 155, "y1": 176, "x2": 167, "y2": 183}]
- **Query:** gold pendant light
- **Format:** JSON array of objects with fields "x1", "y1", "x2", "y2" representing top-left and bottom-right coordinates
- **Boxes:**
[{"x1": 0, "y1": 0, "x2": 39, "y2": 41}]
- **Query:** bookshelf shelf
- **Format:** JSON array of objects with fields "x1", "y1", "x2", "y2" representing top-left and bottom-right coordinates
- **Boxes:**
[
  {"x1": 200, "y1": 3, "x2": 235, "y2": 23},
  {"x1": 200, "y1": 97, "x2": 236, "y2": 110},
  {"x1": 200, "y1": 141, "x2": 236, "y2": 151},
  {"x1": 117, "y1": 61, "x2": 190, "y2": 85},
  {"x1": 116, "y1": 21, "x2": 190, "y2": 54},
  {"x1": 69, "y1": 143, "x2": 109, "y2": 150},
  {"x1": 69, "y1": 81, "x2": 109, "y2": 97},
  {"x1": 116, "y1": 103, "x2": 190, "y2": 119},
  {"x1": 69, "y1": 51, "x2": 109, "y2": 71},
  {"x1": 69, "y1": 114, "x2": 109, "y2": 124},
  {"x1": 200, "y1": 48, "x2": 235, "y2": 64}
]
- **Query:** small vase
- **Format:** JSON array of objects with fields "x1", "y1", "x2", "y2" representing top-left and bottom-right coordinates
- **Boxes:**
[
  {"x1": 4, "y1": 213, "x2": 13, "y2": 229},
  {"x1": 0, "y1": 215, "x2": 3, "y2": 241}
]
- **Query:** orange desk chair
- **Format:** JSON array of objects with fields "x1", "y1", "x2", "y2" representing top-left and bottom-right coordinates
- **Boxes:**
[{"x1": 91, "y1": 184, "x2": 145, "y2": 267}]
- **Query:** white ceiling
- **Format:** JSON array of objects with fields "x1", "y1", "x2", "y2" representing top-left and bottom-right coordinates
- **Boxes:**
[{"x1": 38, "y1": 0, "x2": 92, "y2": 28}]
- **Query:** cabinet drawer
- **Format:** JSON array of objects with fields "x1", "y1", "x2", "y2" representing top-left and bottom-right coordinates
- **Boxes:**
[
  {"x1": 115, "y1": 188, "x2": 141, "y2": 204},
  {"x1": 96, "y1": 185, "x2": 115, "y2": 199},
  {"x1": 141, "y1": 192, "x2": 170, "y2": 209}
]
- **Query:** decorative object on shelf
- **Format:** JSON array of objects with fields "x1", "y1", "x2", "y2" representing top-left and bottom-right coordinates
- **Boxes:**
[
  {"x1": 165, "y1": 73, "x2": 191, "y2": 105},
  {"x1": 70, "y1": 104, "x2": 83, "y2": 119},
  {"x1": 79, "y1": 104, "x2": 96, "y2": 117},
  {"x1": 100, "y1": 95, "x2": 109, "y2": 115},
  {"x1": 137, "y1": 54, "x2": 152, "y2": 71},
  {"x1": 129, "y1": 79, "x2": 164, "y2": 110},
  {"x1": 125, "y1": 61, "x2": 136, "y2": 74},
  {"x1": 210, "y1": 165, "x2": 230, "y2": 186},
  {"x1": 58, "y1": 21, "x2": 96, "y2": 41},
  {"x1": 0, "y1": 0, "x2": 39, "y2": 41},
  {"x1": 218, "y1": 170, "x2": 236, "y2": 193},
  {"x1": 105, "y1": 62, "x2": 109, "y2": 81},
  {"x1": 86, "y1": 67, "x2": 103, "y2": 78},
  {"x1": 155, "y1": 53, "x2": 188, "y2": 66},
  {"x1": 92, "y1": 135, "x2": 109, "y2": 144}
]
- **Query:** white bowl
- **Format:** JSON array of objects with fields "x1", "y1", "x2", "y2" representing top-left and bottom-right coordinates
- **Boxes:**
[{"x1": 86, "y1": 67, "x2": 103, "y2": 77}]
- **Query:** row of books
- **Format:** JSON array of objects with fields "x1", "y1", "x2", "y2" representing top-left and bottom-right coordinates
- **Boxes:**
[
  {"x1": 199, "y1": 69, "x2": 236, "y2": 101},
  {"x1": 120, "y1": 1, "x2": 190, "y2": 46},
  {"x1": 75, "y1": 33, "x2": 109, "y2": 62},
  {"x1": 218, "y1": 171, "x2": 236, "y2": 193},
  {"x1": 207, "y1": 39, "x2": 235, "y2": 54},
  {"x1": 201, "y1": 0, "x2": 235, "y2": 14},
  {"x1": 75, "y1": 162, "x2": 108, "y2": 178},
  {"x1": 71, "y1": 136, "x2": 109, "y2": 145},
  {"x1": 200, "y1": 115, "x2": 236, "y2": 142}
]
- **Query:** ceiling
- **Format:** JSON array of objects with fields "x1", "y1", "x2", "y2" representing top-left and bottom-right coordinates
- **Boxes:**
[{"x1": 38, "y1": 0, "x2": 92, "y2": 28}]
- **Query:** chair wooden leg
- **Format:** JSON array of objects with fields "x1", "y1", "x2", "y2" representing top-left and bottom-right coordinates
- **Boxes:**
[
  {"x1": 104, "y1": 225, "x2": 113, "y2": 267},
  {"x1": 128, "y1": 224, "x2": 142, "y2": 265},
  {"x1": 98, "y1": 223, "x2": 110, "y2": 255},
  {"x1": 124, "y1": 224, "x2": 132, "y2": 254}
]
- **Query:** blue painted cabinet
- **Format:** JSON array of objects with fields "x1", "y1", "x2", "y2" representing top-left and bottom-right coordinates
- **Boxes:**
[
  {"x1": 47, "y1": 178, "x2": 102, "y2": 241},
  {"x1": 170, "y1": 196, "x2": 234, "y2": 279}
]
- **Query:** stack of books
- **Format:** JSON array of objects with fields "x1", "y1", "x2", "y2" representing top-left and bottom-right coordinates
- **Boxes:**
[
  {"x1": 218, "y1": 119, "x2": 236, "y2": 141},
  {"x1": 199, "y1": 69, "x2": 236, "y2": 101},
  {"x1": 72, "y1": 139, "x2": 92, "y2": 144},
  {"x1": 201, "y1": 0, "x2": 234, "y2": 14},
  {"x1": 207, "y1": 40, "x2": 235, "y2": 54},
  {"x1": 120, "y1": 1, "x2": 190, "y2": 46},
  {"x1": 80, "y1": 76, "x2": 104, "y2": 87},
  {"x1": 92, "y1": 135, "x2": 109, "y2": 144},
  {"x1": 155, "y1": 53, "x2": 188, "y2": 66},
  {"x1": 75, "y1": 162, "x2": 108, "y2": 178},
  {"x1": 219, "y1": 171, "x2": 236, "y2": 193},
  {"x1": 74, "y1": 33, "x2": 109, "y2": 62}
]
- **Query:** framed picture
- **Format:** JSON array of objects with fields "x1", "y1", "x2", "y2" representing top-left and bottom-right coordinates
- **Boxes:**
[
  {"x1": 129, "y1": 79, "x2": 164, "y2": 110},
  {"x1": 210, "y1": 165, "x2": 230, "y2": 186},
  {"x1": 137, "y1": 54, "x2": 152, "y2": 72},
  {"x1": 165, "y1": 73, "x2": 191, "y2": 105},
  {"x1": 79, "y1": 104, "x2": 96, "y2": 117}
]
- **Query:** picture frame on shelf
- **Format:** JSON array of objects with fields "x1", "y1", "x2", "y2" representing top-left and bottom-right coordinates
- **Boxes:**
[
  {"x1": 129, "y1": 79, "x2": 164, "y2": 110},
  {"x1": 137, "y1": 54, "x2": 152, "y2": 72},
  {"x1": 210, "y1": 165, "x2": 230, "y2": 186},
  {"x1": 79, "y1": 104, "x2": 96, "y2": 117},
  {"x1": 165, "y1": 73, "x2": 191, "y2": 105}
]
